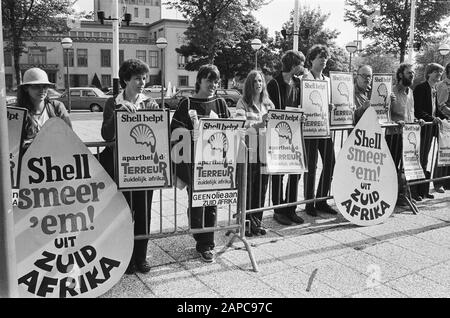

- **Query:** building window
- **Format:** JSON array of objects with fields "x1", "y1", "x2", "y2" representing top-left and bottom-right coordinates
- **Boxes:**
[
  {"x1": 134, "y1": 7, "x2": 139, "y2": 17},
  {"x1": 63, "y1": 49, "x2": 74, "y2": 67},
  {"x1": 177, "y1": 54, "x2": 187, "y2": 69},
  {"x1": 28, "y1": 47, "x2": 47, "y2": 65},
  {"x1": 77, "y1": 49, "x2": 88, "y2": 67},
  {"x1": 77, "y1": 31, "x2": 85, "y2": 37},
  {"x1": 155, "y1": 0, "x2": 159, "y2": 5},
  {"x1": 101, "y1": 32, "x2": 108, "y2": 38},
  {"x1": 101, "y1": 49, "x2": 111, "y2": 67},
  {"x1": 101, "y1": 75, "x2": 111, "y2": 88},
  {"x1": 93, "y1": 32, "x2": 100, "y2": 37},
  {"x1": 139, "y1": 0, "x2": 144, "y2": 4},
  {"x1": 148, "y1": 51, "x2": 158, "y2": 68},
  {"x1": 119, "y1": 50, "x2": 124, "y2": 65},
  {"x1": 178, "y1": 76, "x2": 189, "y2": 87},
  {"x1": 145, "y1": 8, "x2": 150, "y2": 18},
  {"x1": 145, "y1": 0, "x2": 151, "y2": 4},
  {"x1": 4, "y1": 51, "x2": 12, "y2": 67},
  {"x1": 70, "y1": 31, "x2": 77, "y2": 37},
  {"x1": 136, "y1": 50, "x2": 146, "y2": 62},
  {"x1": 85, "y1": 32, "x2": 92, "y2": 37}
]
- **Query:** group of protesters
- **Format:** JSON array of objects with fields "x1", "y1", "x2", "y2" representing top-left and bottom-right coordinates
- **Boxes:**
[{"x1": 16, "y1": 41, "x2": 450, "y2": 271}]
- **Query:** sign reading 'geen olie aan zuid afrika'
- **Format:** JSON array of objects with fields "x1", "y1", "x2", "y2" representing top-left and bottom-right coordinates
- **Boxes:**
[
  {"x1": 192, "y1": 118, "x2": 245, "y2": 207},
  {"x1": 329, "y1": 72, "x2": 355, "y2": 126},
  {"x1": 262, "y1": 109, "x2": 307, "y2": 174},
  {"x1": 7, "y1": 106, "x2": 27, "y2": 205},
  {"x1": 115, "y1": 109, "x2": 172, "y2": 190},
  {"x1": 370, "y1": 74, "x2": 393, "y2": 124},
  {"x1": 301, "y1": 79, "x2": 330, "y2": 138},
  {"x1": 13, "y1": 118, "x2": 133, "y2": 298},
  {"x1": 332, "y1": 107, "x2": 398, "y2": 226},
  {"x1": 402, "y1": 124, "x2": 425, "y2": 181}
]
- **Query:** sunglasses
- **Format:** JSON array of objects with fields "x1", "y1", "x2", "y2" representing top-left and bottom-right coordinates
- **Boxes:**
[{"x1": 358, "y1": 74, "x2": 372, "y2": 80}]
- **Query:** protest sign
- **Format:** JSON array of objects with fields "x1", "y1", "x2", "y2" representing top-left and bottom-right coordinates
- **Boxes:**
[
  {"x1": 115, "y1": 109, "x2": 172, "y2": 190},
  {"x1": 301, "y1": 79, "x2": 330, "y2": 138},
  {"x1": 402, "y1": 124, "x2": 425, "y2": 180},
  {"x1": 13, "y1": 118, "x2": 133, "y2": 298},
  {"x1": 192, "y1": 118, "x2": 244, "y2": 207},
  {"x1": 262, "y1": 109, "x2": 306, "y2": 174},
  {"x1": 332, "y1": 107, "x2": 398, "y2": 226},
  {"x1": 330, "y1": 72, "x2": 354, "y2": 126},
  {"x1": 7, "y1": 106, "x2": 26, "y2": 205},
  {"x1": 370, "y1": 74, "x2": 392, "y2": 124},
  {"x1": 438, "y1": 119, "x2": 450, "y2": 167}
]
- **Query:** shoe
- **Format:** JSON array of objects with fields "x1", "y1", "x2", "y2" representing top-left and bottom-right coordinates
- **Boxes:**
[
  {"x1": 396, "y1": 198, "x2": 409, "y2": 207},
  {"x1": 273, "y1": 213, "x2": 293, "y2": 225},
  {"x1": 424, "y1": 193, "x2": 434, "y2": 199},
  {"x1": 199, "y1": 250, "x2": 214, "y2": 263},
  {"x1": 286, "y1": 210, "x2": 304, "y2": 224},
  {"x1": 256, "y1": 226, "x2": 267, "y2": 235},
  {"x1": 125, "y1": 261, "x2": 136, "y2": 275},
  {"x1": 136, "y1": 260, "x2": 151, "y2": 274},
  {"x1": 435, "y1": 186, "x2": 445, "y2": 193},
  {"x1": 412, "y1": 195, "x2": 422, "y2": 202},
  {"x1": 315, "y1": 203, "x2": 338, "y2": 215},
  {"x1": 304, "y1": 205, "x2": 318, "y2": 217}
]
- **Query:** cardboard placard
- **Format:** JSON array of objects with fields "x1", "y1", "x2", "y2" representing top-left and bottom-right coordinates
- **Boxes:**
[
  {"x1": 370, "y1": 74, "x2": 392, "y2": 124},
  {"x1": 438, "y1": 120, "x2": 450, "y2": 167},
  {"x1": 330, "y1": 72, "x2": 354, "y2": 126},
  {"x1": 115, "y1": 109, "x2": 172, "y2": 190},
  {"x1": 300, "y1": 79, "x2": 330, "y2": 138},
  {"x1": 402, "y1": 124, "x2": 425, "y2": 180}
]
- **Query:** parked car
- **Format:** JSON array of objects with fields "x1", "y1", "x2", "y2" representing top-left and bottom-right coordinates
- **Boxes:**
[
  {"x1": 154, "y1": 87, "x2": 196, "y2": 110},
  {"x1": 215, "y1": 88, "x2": 241, "y2": 107},
  {"x1": 56, "y1": 87, "x2": 109, "y2": 112},
  {"x1": 47, "y1": 88, "x2": 62, "y2": 99}
]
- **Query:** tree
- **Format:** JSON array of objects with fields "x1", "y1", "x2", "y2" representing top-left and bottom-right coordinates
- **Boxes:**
[
  {"x1": 2, "y1": 0, "x2": 74, "y2": 86},
  {"x1": 270, "y1": 6, "x2": 347, "y2": 75},
  {"x1": 344, "y1": 0, "x2": 450, "y2": 63},
  {"x1": 413, "y1": 34, "x2": 448, "y2": 86},
  {"x1": 165, "y1": 0, "x2": 268, "y2": 64},
  {"x1": 353, "y1": 53, "x2": 398, "y2": 74}
]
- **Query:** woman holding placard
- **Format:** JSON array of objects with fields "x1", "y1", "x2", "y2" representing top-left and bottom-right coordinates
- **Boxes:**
[
  {"x1": 170, "y1": 64, "x2": 231, "y2": 263},
  {"x1": 17, "y1": 67, "x2": 72, "y2": 152},
  {"x1": 101, "y1": 59, "x2": 158, "y2": 274},
  {"x1": 235, "y1": 70, "x2": 274, "y2": 236}
]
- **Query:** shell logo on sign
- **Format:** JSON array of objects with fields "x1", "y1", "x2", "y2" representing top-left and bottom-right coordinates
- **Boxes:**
[
  {"x1": 13, "y1": 118, "x2": 133, "y2": 298},
  {"x1": 332, "y1": 107, "x2": 398, "y2": 226}
]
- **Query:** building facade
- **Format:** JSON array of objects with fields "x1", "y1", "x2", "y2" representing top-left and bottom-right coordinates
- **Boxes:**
[{"x1": 4, "y1": 0, "x2": 195, "y2": 92}]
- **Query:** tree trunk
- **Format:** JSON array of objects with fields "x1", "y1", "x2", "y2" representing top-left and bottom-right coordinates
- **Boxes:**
[{"x1": 13, "y1": 47, "x2": 22, "y2": 87}]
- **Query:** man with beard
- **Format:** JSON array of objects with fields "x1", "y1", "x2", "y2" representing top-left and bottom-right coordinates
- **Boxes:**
[{"x1": 386, "y1": 63, "x2": 424, "y2": 205}]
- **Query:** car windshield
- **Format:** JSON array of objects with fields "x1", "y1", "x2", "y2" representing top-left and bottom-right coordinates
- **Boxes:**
[
  {"x1": 225, "y1": 89, "x2": 241, "y2": 95},
  {"x1": 91, "y1": 88, "x2": 107, "y2": 96}
]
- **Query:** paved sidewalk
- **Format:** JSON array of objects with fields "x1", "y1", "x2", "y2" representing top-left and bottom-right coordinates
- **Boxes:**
[{"x1": 72, "y1": 118, "x2": 450, "y2": 298}]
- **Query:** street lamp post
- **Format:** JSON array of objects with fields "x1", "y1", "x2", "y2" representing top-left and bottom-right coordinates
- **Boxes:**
[
  {"x1": 250, "y1": 38, "x2": 262, "y2": 70},
  {"x1": 345, "y1": 41, "x2": 358, "y2": 73},
  {"x1": 61, "y1": 37, "x2": 73, "y2": 113},
  {"x1": 156, "y1": 37, "x2": 168, "y2": 109},
  {"x1": 438, "y1": 43, "x2": 450, "y2": 66}
]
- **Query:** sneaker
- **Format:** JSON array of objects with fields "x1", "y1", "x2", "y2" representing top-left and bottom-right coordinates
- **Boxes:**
[
  {"x1": 199, "y1": 250, "x2": 214, "y2": 263},
  {"x1": 286, "y1": 210, "x2": 304, "y2": 224},
  {"x1": 434, "y1": 186, "x2": 445, "y2": 193},
  {"x1": 424, "y1": 193, "x2": 435, "y2": 199},
  {"x1": 315, "y1": 203, "x2": 338, "y2": 215},
  {"x1": 136, "y1": 260, "x2": 151, "y2": 274},
  {"x1": 273, "y1": 213, "x2": 293, "y2": 225},
  {"x1": 256, "y1": 226, "x2": 267, "y2": 235},
  {"x1": 304, "y1": 205, "x2": 318, "y2": 217}
]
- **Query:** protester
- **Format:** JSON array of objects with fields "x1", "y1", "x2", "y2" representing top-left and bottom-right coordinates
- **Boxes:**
[
  {"x1": 413, "y1": 62, "x2": 445, "y2": 200},
  {"x1": 353, "y1": 65, "x2": 373, "y2": 124},
  {"x1": 386, "y1": 63, "x2": 424, "y2": 206},
  {"x1": 235, "y1": 70, "x2": 275, "y2": 236},
  {"x1": 302, "y1": 44, "x2": 337, "y2": 217},
  {"x1": 435, "y1": 62, "x2": 450, "y2": 190},
  {"x1": 101, "y1": 59, "x2": 159, "y2": 274},
  {"x1": 266, "y1": 50, "x2": 306, "y2": 225},
  {"x1": 18, "y1": 67, "x2": 71, "y2": 152},
  {"x1": 170, "y1": 64, "x2": 231, "y2": 262}
]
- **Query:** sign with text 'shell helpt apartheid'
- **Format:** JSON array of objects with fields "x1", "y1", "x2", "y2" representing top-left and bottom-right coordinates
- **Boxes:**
[
  {"x1": 332, "y1": 107, "x2": 398, "y2": 226},
  {"x1": 7, "y1": 106, "x2": 26, "y2": 205},
  {"x1": 438, "y1": 120, "x2": 450, "y2": 167},
  {"x1": 301, "y1": 79, "x2": 330, "y2": 138},
  {"x1": 370, "y1": 74, "x2": 392, "y2": 124},
  {"x1": 13, "y1": 118, "x2": 133, "y2": 298},
  {"x1": 192, "y1": 118, "x2": 244, "y2": 207},
  {"x1": 115, "y1": 109, "x2": 172, "y2": 190},
  {"x1": 402, "y1": 124, "x2": 425, "y2": 180},
  {"x1": 262, "y1": 109, "x2": 307, "y2": 174},
  {"x1": 330, "y1": 72, "x2": 354, "y2": 126}
]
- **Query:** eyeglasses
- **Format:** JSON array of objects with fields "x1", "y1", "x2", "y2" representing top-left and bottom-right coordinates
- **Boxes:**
[{"x1": 358, "y1": 74, "x2": 372, "y2": 80}]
